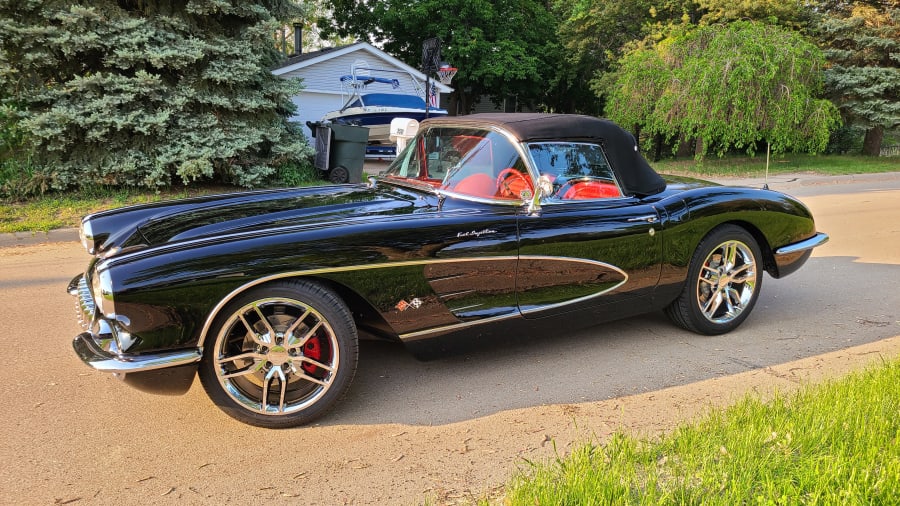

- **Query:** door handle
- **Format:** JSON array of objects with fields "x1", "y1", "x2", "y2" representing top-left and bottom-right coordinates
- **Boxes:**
[{"x1": 627, "y1": 214, "x2": 659, "y2": 223}]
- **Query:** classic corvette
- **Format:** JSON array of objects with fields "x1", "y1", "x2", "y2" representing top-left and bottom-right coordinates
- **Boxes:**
[{"x1": 69, "y1": 113, "x2": 828, "y2": 428}]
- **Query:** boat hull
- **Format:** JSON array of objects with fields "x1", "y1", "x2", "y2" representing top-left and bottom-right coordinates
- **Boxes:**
[{"x1": 322, "y1": 107, "x2": 449, "y2": 143}]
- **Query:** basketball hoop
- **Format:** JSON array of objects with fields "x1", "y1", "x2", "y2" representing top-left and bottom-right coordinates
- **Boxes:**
[{"x1": 436, "y1": 65, "x2": 457, "y2": 85}]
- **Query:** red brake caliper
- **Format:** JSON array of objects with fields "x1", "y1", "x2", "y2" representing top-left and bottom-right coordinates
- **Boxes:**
[{"x1": 301, "y1": 336, "x2": 323, "y2": 375}]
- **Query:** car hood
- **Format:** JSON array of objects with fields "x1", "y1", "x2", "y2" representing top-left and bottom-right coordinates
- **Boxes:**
[{"x1": 79, "y1": 184, "x2": 427, "y2": 257}]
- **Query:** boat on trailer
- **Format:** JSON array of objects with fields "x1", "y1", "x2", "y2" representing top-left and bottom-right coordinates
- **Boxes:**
[{"x1": 320, "y1": 61, "x2": 448, "y2": 144}]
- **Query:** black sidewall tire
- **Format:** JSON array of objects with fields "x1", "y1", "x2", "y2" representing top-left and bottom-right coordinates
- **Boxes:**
[
  {"x1": 665, "y1": 225, "x2": 763, "y2": 335},
  {"x1": 198, "y1": 280, "x2": 359, "y2": 428}
]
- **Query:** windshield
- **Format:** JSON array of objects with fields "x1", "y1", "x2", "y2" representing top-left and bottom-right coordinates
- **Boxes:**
[{"x1": 383, "y1": 126, "x2": 533, "y2": 200}]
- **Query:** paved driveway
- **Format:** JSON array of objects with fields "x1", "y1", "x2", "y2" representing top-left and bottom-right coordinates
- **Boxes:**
[{"x1": 1, "y1": 173, "x2": 898, "y2": 504}]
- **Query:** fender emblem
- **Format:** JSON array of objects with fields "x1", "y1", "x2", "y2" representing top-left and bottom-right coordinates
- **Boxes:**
[{"x1": 396, "y1": 298, "x2": 423, "y2": 312}]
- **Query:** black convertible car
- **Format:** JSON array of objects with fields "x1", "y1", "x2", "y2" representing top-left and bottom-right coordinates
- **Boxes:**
[{"x1": 69, "y1": 113, "x2": 827, "y2": 428}]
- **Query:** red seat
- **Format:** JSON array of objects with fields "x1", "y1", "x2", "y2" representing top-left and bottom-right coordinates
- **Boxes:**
[
  {"x1": 562, "y1": 181, "x2": 621, "y2": 200},
  {"x1": 453, "y1": 173, "x2": 497, "y2": 198}
]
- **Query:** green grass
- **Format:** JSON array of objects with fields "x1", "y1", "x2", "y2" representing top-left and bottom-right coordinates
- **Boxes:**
[
  {"x1": 0, "y1": 185, "x2": 233, "y2": 233},
  {"x1": 653, "y1": 153, "x2": 900, "y2": 178},
  {"x1": 0, "y1": 162, "x2": 327, "y2": 234},
  {"x1": 501, "y1": 358, "x2": 900, "y2": 505}
]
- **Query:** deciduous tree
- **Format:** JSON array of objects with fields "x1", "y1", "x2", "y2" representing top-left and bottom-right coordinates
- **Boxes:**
[
  {"x1": 606, "y1": 21, "x2": 841, "y2": 158},
  {"x1": 320, "y1": 0, "x2": 559, "y2": 114}
]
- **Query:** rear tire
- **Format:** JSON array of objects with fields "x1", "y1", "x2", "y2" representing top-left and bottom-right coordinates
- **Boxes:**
[
  {"x1": 665, "y1": 225, "x2": 762, "y2": 335},
  {"x1": 199, "y1": 280, "x2": 358, "y2": 428}
]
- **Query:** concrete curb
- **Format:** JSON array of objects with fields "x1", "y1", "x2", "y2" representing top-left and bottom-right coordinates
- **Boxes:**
[{"x1": 0, "y1": 228, "x2": 80, "y2": 248}]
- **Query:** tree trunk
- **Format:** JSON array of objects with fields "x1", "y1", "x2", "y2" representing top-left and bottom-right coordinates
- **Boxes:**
[
  {"x1": 448, "y1": 92, "x2": 460, "y2": 116},
  {"x1": 694, "y1": 137, "x2": 704, "y2": 158},
  {"x1": 676, "y1": 134, "x2": 693, "y2": 158},
  {"x1": 862, "y1": 125, "x2": 884, "y2": 156},
  {"x1": 455, "y1": 92, "x2": 475, "y2": 116},
  {"x1": 653, "y1": 133, "x2": 663, "y2": 162}
]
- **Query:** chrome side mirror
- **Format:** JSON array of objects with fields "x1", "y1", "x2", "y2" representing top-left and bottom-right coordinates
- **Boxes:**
[{"x1": 526, "y1": 175, "x2": 553, "y2": 216}]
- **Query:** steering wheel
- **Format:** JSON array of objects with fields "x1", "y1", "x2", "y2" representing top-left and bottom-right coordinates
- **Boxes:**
[{"x1": 496, "y1": 168, "x2": 534, "y2": 199}]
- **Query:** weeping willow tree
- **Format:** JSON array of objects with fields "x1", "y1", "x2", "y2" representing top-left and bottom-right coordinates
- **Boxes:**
[
  {"x1": 606, "y1": 21, "x2": 841, "y2": 158},
  {"x1": 0, "y1": 0, "x2": 312, "y2": 191}
]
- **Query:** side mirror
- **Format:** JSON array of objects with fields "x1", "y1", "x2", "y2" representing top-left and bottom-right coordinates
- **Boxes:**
[{"x1": 526, "y1": 175, "x2": 553, "y2": 216}]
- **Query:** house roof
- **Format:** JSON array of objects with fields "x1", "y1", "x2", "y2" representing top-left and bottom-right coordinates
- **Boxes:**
[
  {"x1": 273, "y1": 45, "x2": 350, "y2": 70},
  {"x1": 271, "y1": 42, "x2": 453, "y2": 93}
]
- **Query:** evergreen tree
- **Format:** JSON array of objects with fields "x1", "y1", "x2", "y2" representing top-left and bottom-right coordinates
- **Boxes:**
[
  {"x1": 0, "y1": 0, "x2": 311, "y2": 191},
  {"x1": 815, "y1": 1, "x2": 900, "y2": 155}
]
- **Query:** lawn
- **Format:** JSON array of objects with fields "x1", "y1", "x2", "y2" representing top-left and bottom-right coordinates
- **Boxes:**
[
  {"x1": 501, "y1": 358, "x2": 900, "y2": 504},
  {"x1": 0, "y1": 185, "x2": 237, "y2": 233},
  {"x1": 653, "y1": 153, "x2": 900, "y2": 177}
]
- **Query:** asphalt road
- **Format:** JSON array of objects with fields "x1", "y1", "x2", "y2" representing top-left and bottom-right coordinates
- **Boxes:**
[{"x1": 1, "y1": 172, "x2": 899, "y2": 504}]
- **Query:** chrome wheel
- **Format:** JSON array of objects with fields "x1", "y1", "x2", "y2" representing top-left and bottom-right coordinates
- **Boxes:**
[
  {"x1": 214, "y1": 298, "x2": 339, "y2": 415},
  {"x1": 696, "y1": 240, "x2": 757, "y2": 324},
  {"x1": 665, "y1": 225, "x2": 763, "y2": 335},
  {"x1": 200, "y1": 281, "x2": 358, "y2": 427}
]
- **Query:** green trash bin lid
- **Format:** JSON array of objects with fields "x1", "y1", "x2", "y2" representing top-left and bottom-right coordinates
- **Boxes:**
[{"x1": 328, "y1": 123, "x2": 370, "y2": 143}]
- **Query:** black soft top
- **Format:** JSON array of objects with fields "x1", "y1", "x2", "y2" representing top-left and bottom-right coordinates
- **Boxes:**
[{"x1": 421, "y1": 113, "x2": 666, "y2": 197}]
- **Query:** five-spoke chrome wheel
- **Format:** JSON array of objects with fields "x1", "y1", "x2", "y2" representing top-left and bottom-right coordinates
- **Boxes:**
[
  {"x1": 666, "y1": 225, "x2": 763, "y2": 335},
  {"x1": 199, "y1": 281, "x2": 358, "y2": 428}
]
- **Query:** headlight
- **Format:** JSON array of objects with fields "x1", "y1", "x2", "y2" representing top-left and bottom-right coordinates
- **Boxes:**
[
  {"x1": 91, "y1": 268, "x2": 116, "y2": 318},
  {"x1": 79, "y1": 218, "x2": 94, "y2": 254}
]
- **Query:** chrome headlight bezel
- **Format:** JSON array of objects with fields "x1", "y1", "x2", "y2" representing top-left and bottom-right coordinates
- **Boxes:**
[
  {"x1": 91, "y1": 267, "x2": 116, "y2": 319},
  {"x1": 79, "y1": 218, "x2": 94, "y2": 254}
]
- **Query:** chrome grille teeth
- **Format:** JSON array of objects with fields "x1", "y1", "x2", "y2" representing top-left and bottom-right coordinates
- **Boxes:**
[{"x1": 73, "y1": 276, "x2": 96, "y2": 331}]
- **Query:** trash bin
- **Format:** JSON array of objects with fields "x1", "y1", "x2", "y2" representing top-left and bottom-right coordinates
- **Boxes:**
[{"x1": 308, "y1": 122, "x2": 368, "y2": 184}]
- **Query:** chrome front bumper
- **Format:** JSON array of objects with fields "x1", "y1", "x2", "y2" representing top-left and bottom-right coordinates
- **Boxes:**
[
  {"x1": 772, "y1": 232, "x2": 829, "y2": 278},
  {"x1": 774, "y1": 232, "x2": 829, "y2": 256},
  {"x1": 72, "y1": 332, "x2": 201, "y2": 374},
  {"x1": 68, "y1": 274, "x2": 201, "y2": 375}
]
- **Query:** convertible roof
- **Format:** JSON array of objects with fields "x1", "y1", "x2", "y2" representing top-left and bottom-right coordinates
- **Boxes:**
[{"x1": 421, "y1": 113, "x2": 666, "y2": 197}]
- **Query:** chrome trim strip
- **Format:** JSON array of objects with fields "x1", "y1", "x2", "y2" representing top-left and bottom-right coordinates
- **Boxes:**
[
  {"x1": 399, "y1": 312, "x2": 520, "y2": 341},
  {"x1": 196, "y1": 255, "x2": 629, "y2": 348},
  {"x1": 73, "y1": 332, "x2": 201, "y2": 373},
  {"x1": 774, "y1": 232, "x2": 829, "y2": 256},
  {"x1": 627, "y1": 214, "x2": 659, "y2": 223},
  {"x1": 519, "y1": 282, "x2": 628, "y2": 316}
]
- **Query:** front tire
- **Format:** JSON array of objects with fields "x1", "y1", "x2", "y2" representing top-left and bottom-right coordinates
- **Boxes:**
[
  {"x1": 665, "y1": 225, "x2": 762, "y2": 335},
  {"x1": 199, "y1": 280, "x2": 358, "y2": 428}
]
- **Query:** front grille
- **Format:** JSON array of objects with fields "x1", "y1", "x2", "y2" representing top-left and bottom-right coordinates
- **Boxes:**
[{"x1": 73, "y1": 275, "x2": 96, "y2": 331}]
